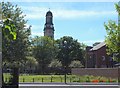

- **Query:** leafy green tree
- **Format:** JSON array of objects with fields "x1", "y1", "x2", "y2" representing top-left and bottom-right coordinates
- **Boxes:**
[
  {"x1": 25, "y1": 56, "x2": 38, "y2": 66},
  {"x1": 80, "y1": 43, "x2": 87, "y2": 66},
  {"x1": 2, "y1": 2, "x2": 31, "y2": 64},
  {"x1": 1, "y1": 4, "x2": 17, "y2": 85},
  {"x1": 48, "y1": 59, "x2": 62, "y2": 74},
  {"x1": 1, "y1": 17, "x2": 17, "y2": 86},
  {"x1": 49, "y1": 59, "x2": 62, "y2": 68},
  {"x1": 104, "y1": 3, "x2": 120, "y2": 62},
  {"x1": 32, "y1": 36, "x2": 57, "y2": 74},
  {"x1": 56, "y1": 36, "x2": 83, "y2": 68},
  {"x1": 69, "y1": 60, "x2": 84, "y2": 68},
  {"x1": 1, "y1": 2, "x2": 31, "y2": 85},
  {"x1": 20, "y1": 56, "x2": 38, "y2": 73},
  {"x1": 2, "y1": 18, "x2": 16, "y2": 40}
]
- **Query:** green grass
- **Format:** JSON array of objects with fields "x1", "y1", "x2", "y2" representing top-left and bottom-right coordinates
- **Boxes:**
[
  {"x1": 3, "y1": 73, "x2": 118, "y2": 83},
  {"x1": 19, "y1": 74, "x2": 64, "y2": 82}
]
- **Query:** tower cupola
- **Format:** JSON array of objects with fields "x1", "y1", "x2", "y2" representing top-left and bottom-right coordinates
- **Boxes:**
[{"x1": 44, "y1": 10, "x2": 54, "y2": 39}]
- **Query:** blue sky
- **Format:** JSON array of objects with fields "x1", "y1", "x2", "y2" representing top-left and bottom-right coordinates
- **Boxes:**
[{"x1": 12, "y1": 2, "x2": 118, "y2": 46}]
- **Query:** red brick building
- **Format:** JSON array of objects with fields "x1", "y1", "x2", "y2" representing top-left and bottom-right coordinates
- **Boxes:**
[{"x1": 86, "y1": 42, "x2": 113, "y2": 68}]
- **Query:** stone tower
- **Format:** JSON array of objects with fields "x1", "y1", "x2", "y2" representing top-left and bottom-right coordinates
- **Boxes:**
[{"x1": 44, "y1": 10, "x2": 54, "y2": 39}]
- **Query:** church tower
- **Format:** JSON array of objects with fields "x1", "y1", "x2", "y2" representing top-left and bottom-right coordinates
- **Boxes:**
[{"x1": 44, "y1": 10, "x2": 54, "y2": 39}]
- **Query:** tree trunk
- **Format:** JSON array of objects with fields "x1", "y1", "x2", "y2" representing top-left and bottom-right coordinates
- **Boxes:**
[
  {"x1": 2, "y1": 72, "x2": 4, "y2": 86},
  {"x1": 11, "y1": 67, "x2": 19, "y2": 88}
]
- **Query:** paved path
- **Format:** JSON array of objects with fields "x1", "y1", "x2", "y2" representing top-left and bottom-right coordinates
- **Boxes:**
[
  {"x1": 19, "y1": 83, "x2": 120, "y2": 88},
  {"x1": 19, "y1": 82, "x2": 119, "y2": 85}
]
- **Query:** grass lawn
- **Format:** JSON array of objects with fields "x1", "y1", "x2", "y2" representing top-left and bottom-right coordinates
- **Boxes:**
[{"x1": 3, "y1": 73, "x2": 118, "y2": 83}]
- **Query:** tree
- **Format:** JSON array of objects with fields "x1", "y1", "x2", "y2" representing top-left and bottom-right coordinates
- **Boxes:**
[
  {"x1": 48, "y1": 59, "x2": 62, "y2": 74},
  {"x1": 1, "y1": 17, "x2": 17, "y2": 87},
  {"x1": 18, "y1": 56, "x2": 38, "y2": 73},
  {"x1": 69, "y1": 60, "x2": 84, "y2": 68},
  {"x1": 49, "y1": 59, "x2": 62, "y2": 68},
  {"x1": 1, "y1": 2, "x2": 31, "y2": 86},
  {"x1": 2, "y1": 2, "x2": 31, "y2": 64},
  {"x1": 32, "y1": 36, "x2": 57, "y2": 74},
  {"x1": 56, "y1": 36, "x2": 83, "y2": 68},
  {"x1": 2, "y1": 18, "x2": 16, "y2": 40},
  {"x1": 80, "y1": 43, "x2": 87, "y2": 66},
  {"x1": 104, "y1": 3, "x2": 120, "y2": 62},
  {"x1": 1, "y1": 5, "x2": 17, "y2": 86}
]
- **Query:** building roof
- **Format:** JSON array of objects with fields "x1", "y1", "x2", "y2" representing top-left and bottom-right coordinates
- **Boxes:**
[
  {"x1": 90, "y1": 42, "x2": 106, "y2": 51},
  {"x1": 46, "y1": 10, "x2": 53, "y2": 16}
]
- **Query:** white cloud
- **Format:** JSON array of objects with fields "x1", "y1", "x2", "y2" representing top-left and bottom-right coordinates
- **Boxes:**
[
  {"x1": 21, "y1": 6, "x2": 47, "y2": 12},
  {"x1": 4, "y1": 0, "x2": 119, "y2": 2},
  {"x1": 26, "y1": 24, "x2": 44, "y2": 36},
  {"x1": 25, "y1": 13, "x2": 43, "y2": 19},
  {"x1": 31, "y1": 25, "x2": 44, "y2": 37},
  {"x1": 54, "y1": 10, "x2": 116, "y2": 19},
  {"x1": 21, "y1": 6, "x2": 47, "y2": 19},
  {"x1": 81, "y1": 40, "x2": 104, "y2": 45},
  {"x1": 31, "y1": 32, "x2": 44, "y2": 36},
  {"x1": 31, "y1": 25, "x2": 43, "y2": 31},
  {"x1": 22, "y1": 6, "x2": 117, "y2": 20},
  {"x1": 82, "y1": 40, "x2": 104, "y2": 43}
]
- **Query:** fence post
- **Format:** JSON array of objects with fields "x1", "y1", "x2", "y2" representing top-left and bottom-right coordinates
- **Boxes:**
[
  {"x1": 79, "y1": 78, "x2": 80, "y2": 82},
  {"x1": 60, "y1": 77, "x2": 62, "y2": 82},
  {"x1": 23, "y1": 78, "x2": 25, "y2": 82},
  {"x1": 33, "y1": 78, "x2": 34, "y2": 82},
  {"x1": 5, "y1": 78, "x2": 7, "y2": 83},
  {"x1": 51, "y1": 76, "x2": 52, "y2": 82},
  {"x1": 42, "y1": 78, "x2": 43, "y2": 83},
  {"x1": 70, "y1": 78, "x2": 71, "y2": 83}
]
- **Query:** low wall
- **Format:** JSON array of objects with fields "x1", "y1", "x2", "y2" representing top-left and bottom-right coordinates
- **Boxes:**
[{"x1": 71, "y1": 68, "x2": 119, "y2": 79}]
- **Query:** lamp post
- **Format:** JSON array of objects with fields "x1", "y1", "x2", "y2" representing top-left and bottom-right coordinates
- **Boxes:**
[
  {"x1": 40, "y1": 38, "x2": 44, "y2": 75},
  {"x1": 61, "y1": 40, "x2": 70, "y2": 84},
  {"x1": 63, "y1": 40, "x2": 67, "y2": 84}
]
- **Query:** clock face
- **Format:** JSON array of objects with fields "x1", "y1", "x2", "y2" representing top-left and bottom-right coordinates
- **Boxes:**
[{"x1": 50, "y1": 25, "x2": 53, "y2": 28}]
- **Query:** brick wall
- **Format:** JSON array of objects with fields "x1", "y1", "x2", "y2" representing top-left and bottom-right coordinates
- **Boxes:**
[
  {"x1": 86, "y1": 45, "x2": 113, "y2": 68},
  {"x1": 93, "y1": 46, "x2": 110, "y2": 68},
  {"x1": 72, "y1": 68, "x2": 118, "y2": 79}
]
